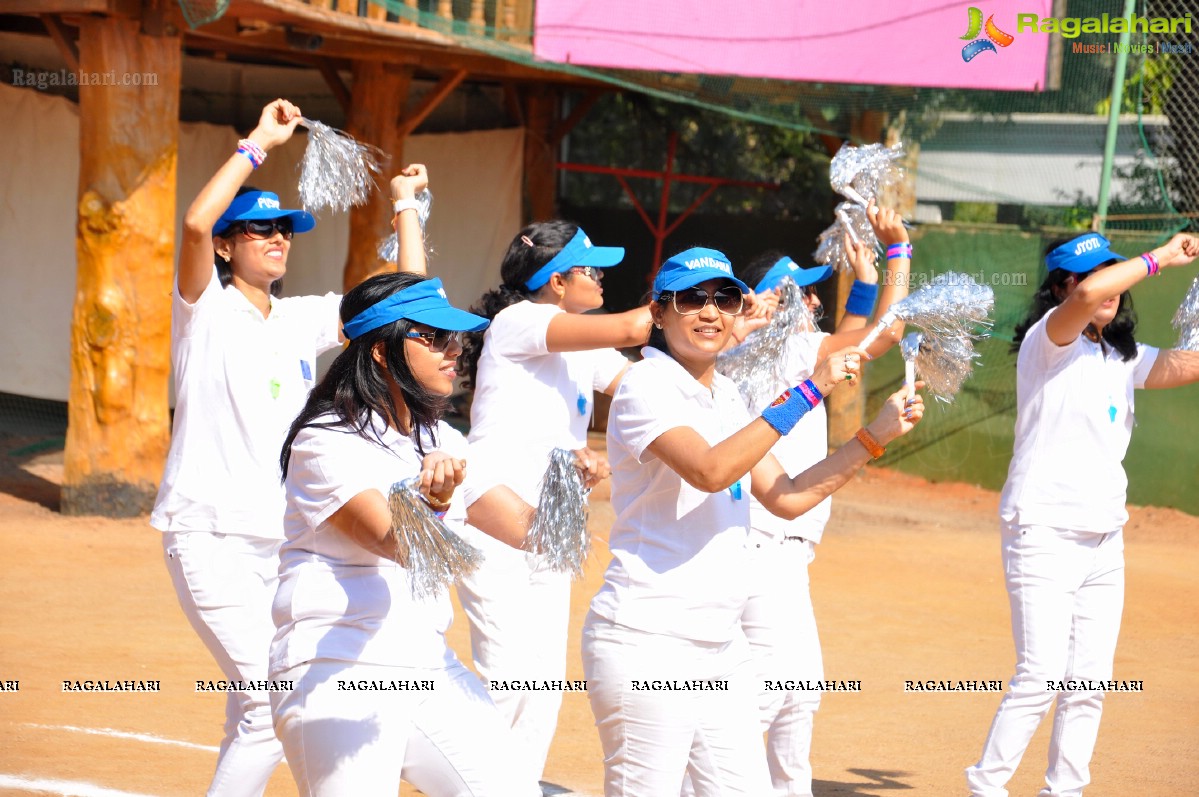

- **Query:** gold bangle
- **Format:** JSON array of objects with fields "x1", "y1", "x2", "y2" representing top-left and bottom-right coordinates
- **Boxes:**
[
  {"x1": 855, "y1": 427, "x2": 886, "y2": 460},
  {"x1": 423, "y1": 493, "x2": 451, "y2": 511}
]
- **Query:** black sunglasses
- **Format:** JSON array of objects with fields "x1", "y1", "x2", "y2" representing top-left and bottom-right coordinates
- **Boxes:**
[
  {"x1": 661, "y1": 286, "x2": 744, "y2": 316},
  {"x1": 236, "y1": 218, "x2": 294, "y2": 240},
  {"x1": 405, "y1": 328, "x2": 463, "y2": 353}
]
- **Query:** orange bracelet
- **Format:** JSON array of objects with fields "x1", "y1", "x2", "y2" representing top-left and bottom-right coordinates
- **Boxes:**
[{"x1": 855, "y1": 427, "x2": 886, "y2": 460}]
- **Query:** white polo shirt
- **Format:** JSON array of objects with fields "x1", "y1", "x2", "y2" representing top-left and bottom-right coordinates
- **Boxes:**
[
  {"x1": 150, "y1": 268, "x2": 341, "y2": 538},
  {"x1": 999, "y1": 311, "x2": 1158, "y2": 533},
  {"x1": 589, "y1": 347, "x2": 755, "y2": 643},
  {"x1": 734, "y1": 331, "x2": 832, "y2": 544},
  {"x1": 466, "y1": 300, "x2": 629, "y2": 505},
  {"x1": 270, "y1": 415, "x2": 465, "y2": 676}
]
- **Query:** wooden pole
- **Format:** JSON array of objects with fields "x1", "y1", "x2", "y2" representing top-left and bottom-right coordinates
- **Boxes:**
[
  {"x1": 826, "y1": 109, "x2": 886, "y2": 451},
  {"x1": 63, "y1": 16, "x2": 180, "y2": 516},
  {"x1": 343, "y1": 62, "x2": 411, "y2": 292},
  {"x1": 523, "y1": 85, "x2": 557, "y2": 223}
]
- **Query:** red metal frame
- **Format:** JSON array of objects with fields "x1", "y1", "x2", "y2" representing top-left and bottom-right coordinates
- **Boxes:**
[{"x1": 556, "y1": 132, "x2": 780, "y2": 275}]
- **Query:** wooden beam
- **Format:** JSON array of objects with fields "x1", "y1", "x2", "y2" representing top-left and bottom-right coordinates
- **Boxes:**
[
  {"x1": 397, "y1": 67, "x2": 467, "y2": 137},
  {"x1": 342, "y1": 62, "x2": 412, "y2": 291},
  {"x1": 550, "y1": 89, "x2": 603, "y2": 147},
  {"x1": 316, "y1": 58, "x2": 352, "y2": 116},
  {"x1": 523, "y1": 85, "x2": 557, "y2": 223},
  {"x1": 40, "y1": 14, "x2": 80, "y2": 73},
  {"x1": 2, "y1": 0, "x2": 117, "y2": 13},
  {"x1": 63, "y1": 16, "x2": 180, "y2": 516}
]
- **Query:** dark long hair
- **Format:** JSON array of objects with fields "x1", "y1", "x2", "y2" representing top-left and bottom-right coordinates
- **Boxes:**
[
  {"x1": 215, "y1": 186, "x2": 283, "y2": 298},
  {"x1": 459, "y1": 220, "x2": 581, "y2": 389},
  {"x1": 280, "y1": 272, "x2": 446, "y2": 479},
  {"x1": 1011, "y1": 238, "x2": 1138, "y2": 361}
]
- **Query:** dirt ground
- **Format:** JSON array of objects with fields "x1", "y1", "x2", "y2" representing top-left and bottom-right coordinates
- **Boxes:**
[{"x1": 0, "y1": 434, "x2": 1196, "y2": 797}]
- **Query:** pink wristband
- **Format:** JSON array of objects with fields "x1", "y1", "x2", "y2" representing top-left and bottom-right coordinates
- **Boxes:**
[{"x1": 1141, "y1": 252, "x2": 1160, "y2": 276}]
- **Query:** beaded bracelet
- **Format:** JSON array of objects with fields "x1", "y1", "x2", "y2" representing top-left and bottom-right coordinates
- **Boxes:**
[
  {"x1": 886, "y1": 243, "x2": 913, "y2": 260},
  {"x1": 1141, "y1": 252, "x2": 1160, "y2": 276},
  {"x1": 237, "y1": 138, "x2": 266, "y2": 169}
]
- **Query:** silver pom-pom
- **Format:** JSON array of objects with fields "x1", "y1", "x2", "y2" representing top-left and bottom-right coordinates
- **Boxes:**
[
  {"x1": 378, "y1": 189, "x2": 433, "y2": 263},
  {"x1": 298, "y1": 117, "x2": 383, "y2": 213},
  {"x1": 717, "y1": 278, "x2": 815, "y2": 411},
  {"x1": 523, "y1": 448, "x2": 590, "y2": 577},
  {"x1": 387, "y1": 479, "x2": 483, "y2": 599},
  {"x1": 903, "y1": 331, "x2": 980, "y2": 404},
  {"x1": 814, "y1": 201, "x2": 879, "y2": 272},
  {"x1": 829, "y1": 142, "x2": 904, "y2": 207},
  {"x1": 1172, "y1": 275, "x2": 1199, "y2": 351},
  {"x1": 860, "y1": 271, "x2": 995, "y2": 349}
]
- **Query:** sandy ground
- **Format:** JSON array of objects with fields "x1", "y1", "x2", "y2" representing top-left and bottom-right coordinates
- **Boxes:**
[{"x1": 0, "y1": 435, "x2": 1196, "y2": 797}]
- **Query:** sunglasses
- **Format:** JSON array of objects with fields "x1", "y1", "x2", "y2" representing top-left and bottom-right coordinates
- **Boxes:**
[
  {"x1": 568, "y1": 265, "x2": 603, "y2": 281},
  {"x1": 236, "y1": 218, "x2": 294, "y2": 240},
  {"x1": 405, "y1": 328, "x2": 463, "y2": 353},
  {"x1": 661, "y1": 286, "x2": 744, "y2": 316}
]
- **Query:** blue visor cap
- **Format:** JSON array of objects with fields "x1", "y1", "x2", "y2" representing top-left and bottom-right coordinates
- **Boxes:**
[
  {"x1": 653, "y1": 247, "x2": 750, "y2": 299},
  {"x1": 342, "y1": 277, "x2": 489, "y2": 340},
  {"x1": 524, "y1": 228, "x2": 626, "y2": 290},
  {"x1": 755, "y1": 257, "x2": 833, "y2": 293},
  {"x1": 1046, "y1": 233, "x2": 1126, "y2": 273},
  {"x1": 213, "y1": 190, "x2": 316, "y2": 237}
]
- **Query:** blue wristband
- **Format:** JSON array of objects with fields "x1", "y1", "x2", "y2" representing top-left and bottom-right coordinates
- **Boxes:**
[
  {"x1": 760, "y1": 384, "x2": 817, "y2": 435},
  {"x1": 844, "y1": 280, "x2": 878, "y2": 317}
]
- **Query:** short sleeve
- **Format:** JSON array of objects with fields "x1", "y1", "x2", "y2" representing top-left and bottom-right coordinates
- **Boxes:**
[
  {"x1": 487, "y1": 302, "x2": 560, "y2": 360},
  {"x1": 782, "y1": 332, "x2": 826, "y2": 387},
  {"x1": 591, "y1": 347, "x2": 630, "y2": 392},
  {"x1": 1020, "y1": 311, "x2": 1080, "y2": 371},
  {"x1": 1132, "y1": 343, "x2": 1160, "y2": 388},
  {"x1": 173, "y1": 266, "x2": 222, "y2": 337},
  {"x1": 287, "y1": 426, "x2": 383, "y2": 530},
  {"x1": 610, "y1": 363, "x2": 687, "y2": 464},
  {"x1": 282, "y1": 292, "x2": 343, "y2": 355}
]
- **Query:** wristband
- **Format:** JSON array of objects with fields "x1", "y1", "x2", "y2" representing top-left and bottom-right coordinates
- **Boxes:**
[
  {"x1": 760, "y1": 381, "x2": 819, "y2": 435},
  {"x1": 886, "y1": 243, "x2": 913, "y2": 260},
  {"x1": 1141, "y1": 252, "x2": 1160, "y2": 276},
  {"x1": 844, "y1": 280, "x2": 879, "y2": 317},
  {"x1": 855, "y1": 427, "x2": 886, "y2": 459},
  {"x1": 796, "y1": 378, "x2": 823, "y2": 407},
  {"x1": 236, "y1": 138, "x2": 266, "y2": 169},
  {"x1": 393, "y1": 198, "x2": 423, "y2": 215}
]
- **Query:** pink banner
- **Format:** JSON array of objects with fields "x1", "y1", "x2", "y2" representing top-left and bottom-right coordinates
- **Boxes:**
[{"x1": 534, "y1": 1, "x2": 1053, "y2": 92}]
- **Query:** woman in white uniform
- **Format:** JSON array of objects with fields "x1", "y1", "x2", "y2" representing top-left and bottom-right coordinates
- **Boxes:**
[
  {"x1": 965, "y1": 231, "x2": 1199, "y2": 797},
  {"x1": 726, "y1": 204, "x2": 912, "y2": 797},
  {"x1": 151, "y1": 98, "x2": 342, "y2": 797},
  {"x1": 273, "y1": 271, "x2": 539, "y2": 797},
  {"x1": 455, "y1": 221, "x2": 653, "y2": 786},
  {"x1": 583, "y1": 247, "x2": 925, "y2": 796}
]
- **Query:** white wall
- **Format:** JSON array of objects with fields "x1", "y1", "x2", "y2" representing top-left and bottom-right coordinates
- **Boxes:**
[{"x1": 0, "y1": 81, "x2": 522, "y2": 401}]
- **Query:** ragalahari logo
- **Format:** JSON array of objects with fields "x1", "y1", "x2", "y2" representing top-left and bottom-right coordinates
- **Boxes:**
[{"x1": 960, "y1": 7, "x2": 1015, "y2": 62}]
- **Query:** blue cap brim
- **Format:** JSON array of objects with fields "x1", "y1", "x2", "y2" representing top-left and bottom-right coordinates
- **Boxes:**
[
  {"x1": 214, "y1": 208, "x2": 316, "y2": 237},
  {"x1": 1051, "y1": 248, "x2": 1126, "y2": 272},
  {"x1": 572, "y1": 244, "x2": 625, "y2": 269},
  {"x1": 406, "y1": 306, "x2": 489, "y2": 333},
  {"x1": 658, "y1": 271, "x2": 751, "y2": 295}
]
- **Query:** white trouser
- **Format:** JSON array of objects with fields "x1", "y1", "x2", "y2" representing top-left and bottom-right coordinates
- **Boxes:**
[
  {"x1": 744, "y1": 537, "x2": 822, "y2": 797},
  {"x1": 581, "y1": 613, "x2": 771, "y2": 797},
  {"x1": 456, "y1": 528, "x2": 571, "y2": 785},
  {"x1": 163, "y1": 531, "x2": 285, "y2": 797},
  {"x1": 966, "y1": 523, "x2": 1125, "y2": 797},
  {"x1": 271, "y1": 659, "x2": 539, "y2": 797}
]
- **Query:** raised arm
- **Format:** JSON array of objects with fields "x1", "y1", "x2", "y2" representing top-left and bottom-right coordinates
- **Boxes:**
[
  {"x1": 835, "y1": 232, "x2": 879, "y2": 334},
  {"x1": 819, "y1": 202, "x2": 912, "y2": 360},
  {"x1": 179, "y1": 99, "x2": 302, "y2": 303},
  {"x1": 390, "y1": 164, "x2": 429, "y2": 275},
  {"x1": 750, "y1": 385, "x2": 924, "y2": 519},
  {"x1": 646, "y1": 351, "x2": 858, "y2": 492},
  {"x1": 1046, "y1": 233, "x2": 1198, "y2": 346},
  {"x1": 545, "y1": 305, "x2": 654, "y2": 352}
]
